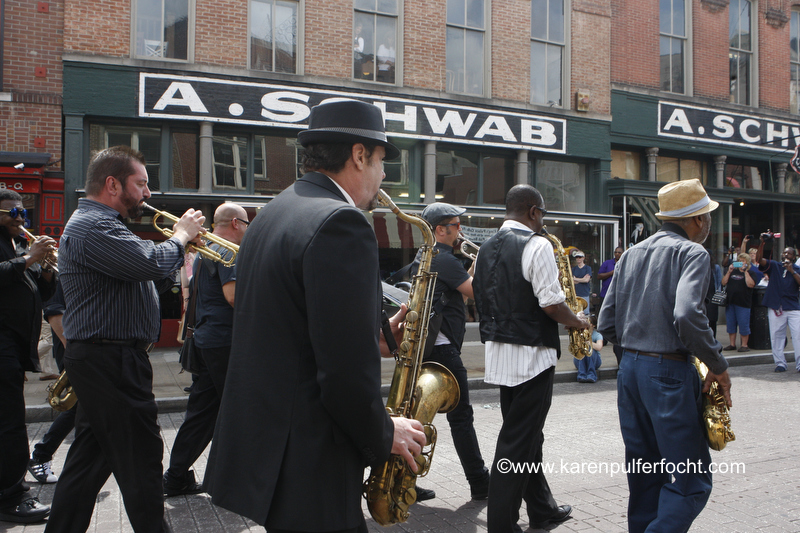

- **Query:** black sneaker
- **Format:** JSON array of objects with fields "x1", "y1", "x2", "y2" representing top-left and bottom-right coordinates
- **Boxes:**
[
  {"x1": 414, "y1": 486, "x2": 436, "y2": 502},
  {"x1": 163, "y1": 470, "x2": 204, "y2": 497},
  {"x1": 470, "y1": 474, "x2": 490, "y2": 500},
  {"x1": 0, "y1": 497, "x2": 50, "y2": 524}
]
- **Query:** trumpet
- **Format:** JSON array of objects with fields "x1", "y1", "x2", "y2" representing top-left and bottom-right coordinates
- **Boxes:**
[
  {"x1": 21, "y1": 227, "x2": 58, "y2": 273},
  {"x1": 142, "y1": 203, "x2": 239, "y2": 266},
  {"x1": 458, "y1": 232, "x2": 480, "y2": 261}
]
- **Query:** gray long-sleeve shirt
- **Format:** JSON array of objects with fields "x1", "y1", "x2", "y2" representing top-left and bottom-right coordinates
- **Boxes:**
[{"x1": 597, "y1": 223, "x2": 728, "y2": 375}]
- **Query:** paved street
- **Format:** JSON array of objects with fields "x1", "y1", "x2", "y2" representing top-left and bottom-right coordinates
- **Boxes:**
[{"x1": 8, "y1": 361, "x2": 800, "y2": 533}]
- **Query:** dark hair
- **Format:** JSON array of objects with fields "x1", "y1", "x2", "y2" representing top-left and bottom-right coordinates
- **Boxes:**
[
  {"x1": 590, "y1": 314, "x2": 598, "y2": 328},
  {"x1": 300, "y1": 142, "x2": 376, "y2": 174},
  {"x1": 85, "y1": 146, "x2": 146, "y2": 196},
  {"x1": 505, "y1": 184, "x2": 543, "y2": 216},
  {"x1": 0, "y1": 189, "x2": 23, "y2": 203}
]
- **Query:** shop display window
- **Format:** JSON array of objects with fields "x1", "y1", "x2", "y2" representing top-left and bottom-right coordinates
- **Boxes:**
[
  {"x1": 435, "y1": 148, "x2": 514, "y2": 206},
  {"x1": 611, "y1": 150, "x2": 642, "y2": 180},
  {"x1": 657, "y1": 156, "x2": 707, "y2": 185},
  {"x1": 534, "y1": 159, "x2": 586, "y2": 213},
  {"x1": 89, "y1": 125, "x2": 162, "y2": 191}
]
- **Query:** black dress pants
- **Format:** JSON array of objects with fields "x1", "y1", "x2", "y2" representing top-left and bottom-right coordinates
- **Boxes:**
[
  {"x1": 487, "y1": 367, "x2": 558, "y2": 533},
  {"x1": 0, "y1": 336, "x2": 30, "y2": 508},
  {"x1": 166, "y1": 345, "x2": 230, "y2": 480},
  {"x1": 44, "y1": 343, "x2": 169, "y2": 533},
  {"x1": 425, "y1": 344, "x2": 488, "y2": 483}
]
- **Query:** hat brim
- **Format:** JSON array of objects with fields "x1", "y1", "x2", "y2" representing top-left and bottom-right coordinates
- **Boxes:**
[
  {"x1": 655, "y1": 199, "x2": 719, "y2": 220},
  {"x1": 297, "y1": 130, "x2": 400, "y2": 160}
]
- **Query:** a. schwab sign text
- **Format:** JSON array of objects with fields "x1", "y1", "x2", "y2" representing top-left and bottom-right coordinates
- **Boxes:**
[
  {"x1": 658, "y1": 101, "x2": 800, "y2": 152},
  {"x1": 139, "y1": 73, "x2": 566, "y2": 153}
]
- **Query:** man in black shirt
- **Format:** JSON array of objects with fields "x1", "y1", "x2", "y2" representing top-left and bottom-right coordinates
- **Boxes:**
[{"x1": 412, "y1": 202, "x2": 490, "y2": 501}]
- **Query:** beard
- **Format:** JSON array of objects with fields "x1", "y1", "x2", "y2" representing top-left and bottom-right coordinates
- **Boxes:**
[
  {"x1": 121, "y1": 191, "x2": 144, "y2": 218},
  {"x1": 365, "y1": 192, "x2": 380, "y2": 211}
]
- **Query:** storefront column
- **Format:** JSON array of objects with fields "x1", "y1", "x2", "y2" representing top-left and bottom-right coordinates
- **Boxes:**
[
  {"x1": 424, "y1": 141, "x2": 436, "y2": 204},
  {"x1": 516, "y1": 150, "x2": 529, "y2": 185},
  {"x1": 646, "y1": 147, "x2": 658, "y2": 181},
  {"x1": 63, "y1": 113, "x2": 85, "y2": 217},
  {"x1": 776, "y1": 162, "x2": 788, "y2": 194},
  {"x1": 199, "y1": 121, "x2": 213, "y2": 195},
  {"x1": 714, "y1": 155, "x2": 727, "y2": 188}
]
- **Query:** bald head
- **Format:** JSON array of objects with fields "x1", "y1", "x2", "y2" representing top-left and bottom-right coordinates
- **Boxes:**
[
  {"x1": 214, "y1": 203, "x2": 247, "y2": 224},
  {"x1": 212, "y1": 202, "x2": 249, "y2": 244},
  {"x1": 506, "y1": 184, "x2": 543, "y2": 217}
]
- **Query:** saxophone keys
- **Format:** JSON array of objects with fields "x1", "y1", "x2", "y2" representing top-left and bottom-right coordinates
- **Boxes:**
[{"x1": 406, "y1": 310, "x2": 419, "y2": 324}]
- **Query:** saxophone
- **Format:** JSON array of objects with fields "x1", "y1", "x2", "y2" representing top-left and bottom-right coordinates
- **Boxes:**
[
  {"x1": 47, "y1": 370, "x2": 77, "y2": 412},
  {"x1": 693, "y1": 358, "x2": 735, "y2": 451},
  {"x1": 364, "y1": 190, "x2": 461, "y2": 526},
  {"x1": 541, "y1": 227, "x2": 592, "y2": 360}
]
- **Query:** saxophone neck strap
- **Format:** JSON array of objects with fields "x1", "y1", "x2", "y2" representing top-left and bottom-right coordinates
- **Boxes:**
[{"x1": 381, "y1": 310, "x2": 399, "y2": 356}]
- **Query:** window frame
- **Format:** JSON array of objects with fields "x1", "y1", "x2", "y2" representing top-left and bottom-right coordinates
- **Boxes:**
[
  {"x1": 729, "y1": 0, "x2": 757, "y2": 106},
  {"x1": 445, "y1": 0, "x2": 489, "y2": 97},
  {"x1": 353, "y1": 0, "x2": 401, "y2": 85},
  {"x1": 530, "y1": 0, "x2": 570, "y2": 107},
  {"x1": 248, "y1": 0, "x2": 302, "y2": 74},
  {"x1": 131, "y1": 0, "x2": 195, "y2": 62},
  {"x1": 659, "y1": 0, "x2": 691, "y2": 95}
]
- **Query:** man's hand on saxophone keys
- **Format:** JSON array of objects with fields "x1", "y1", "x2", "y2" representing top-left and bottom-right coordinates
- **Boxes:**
[
  {"x1": 391, "y1": 417, "x2": 427, "y2": 472},
  {"x1": 705, "y1": 369, "x2": 732, "y2": 408},
  {"x1": 380, "y1": 303, "x2": 408, "y2": 358}
]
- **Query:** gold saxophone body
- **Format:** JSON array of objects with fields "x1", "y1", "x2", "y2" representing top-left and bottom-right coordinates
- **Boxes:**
[
  {"x1": 47, "y1": 370, "x2": 76, "y2": 412},
  {"x1": 541, "y1": 227, "x2": 591, "y2": 360},
  {"x1": 694, "y1": 358, "x2": 735, "y2": 451},
  {"x1": 364, "y1": 190, "x2": 461, "y2": 526}
]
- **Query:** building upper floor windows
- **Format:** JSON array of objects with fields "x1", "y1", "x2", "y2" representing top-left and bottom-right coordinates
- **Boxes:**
[
  {"x1": 134, "y1": 0, "x2": 191, "y2": 61},
  {"x1": 659, "y1": 0, "x2": 686, "y2": 94},
  {"x1": 354, "y1": 0, "x2": 399, "y2": 84},
  {"x1": 250, "y1": 0, "x2": 299, "y2": 73},
  {"x1": 446, "y1": 0, "x2": 485, "y2": 96},
  {"x1": 531, "y1": 0, "x2": 565, "y2": 107},
  {"x1": 729, "y1": 0, "x2": 752, "y2": 105},
  {"x1": 791, "y1": 9, "x2": 800, "y2": 114}
]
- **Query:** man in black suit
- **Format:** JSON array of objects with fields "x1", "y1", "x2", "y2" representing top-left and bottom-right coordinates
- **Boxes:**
[{"x1": 206, "y1": 100, "x2": 427, "y2": 533}]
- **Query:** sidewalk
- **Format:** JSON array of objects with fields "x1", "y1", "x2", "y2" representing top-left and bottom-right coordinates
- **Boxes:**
[{"x1": 23, "y1": 324, "x2": 794, "y2": 423}]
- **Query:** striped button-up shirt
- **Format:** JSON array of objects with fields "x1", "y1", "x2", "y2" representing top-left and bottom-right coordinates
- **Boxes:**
[
  {"x1": 60, "y1": 198, "x2": 184, "y2": 343},
  {"x1": 484, "y1": 220, "x2": 565, "y2": 387}
]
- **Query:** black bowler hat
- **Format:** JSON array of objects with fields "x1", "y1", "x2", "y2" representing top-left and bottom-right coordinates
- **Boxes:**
[{"x1": 298, "y1": 100, "x2": 400, "y2": 160}]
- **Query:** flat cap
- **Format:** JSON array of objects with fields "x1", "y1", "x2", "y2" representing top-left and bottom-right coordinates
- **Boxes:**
[{"x1": 421, "y1": 202, "x2": 466, "y2": 227}]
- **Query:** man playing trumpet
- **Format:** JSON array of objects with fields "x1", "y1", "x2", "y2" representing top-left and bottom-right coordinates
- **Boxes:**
[{"x1": 45, "y1": 146, "x2": 205, "y2": 533}]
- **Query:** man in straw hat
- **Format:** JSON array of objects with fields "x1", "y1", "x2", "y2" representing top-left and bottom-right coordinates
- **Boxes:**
[
  {"x1": 205, "y1": 100, "x2": 426, "y2": 532},
  {"x1": 598, "y1": 178, "x2": 732, "y2": 533}
]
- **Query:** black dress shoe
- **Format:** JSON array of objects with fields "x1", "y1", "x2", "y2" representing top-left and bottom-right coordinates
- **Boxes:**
[
  {"x1": 530, "y1": 504, "x2": 572, "y2": 529},
  {"x1": 414, "y1": 486, "x2": 436, "y2": 502},
  {"x1": 0, "y1": 497, "x2": 50, "y2": 524},
  {"x1": 470, "y1": 473, "x2": 490, "y2": 500},
  {"x1": 163, "y1": 470, "x2": 204, "y2": 497}
]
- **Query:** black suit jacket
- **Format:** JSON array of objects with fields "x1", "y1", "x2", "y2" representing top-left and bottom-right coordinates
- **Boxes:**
[
  {"x1": 0, "y1": 232, "x2": 55, "y2": 370},
  {"x1": 206, "y1": 172, "x2": 394, "y2": 529}
]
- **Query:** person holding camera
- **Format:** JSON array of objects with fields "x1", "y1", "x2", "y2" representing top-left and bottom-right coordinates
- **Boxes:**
[
  {"x1": 721, "y1": 252, "x2": 757, "y2": 352},
  {"x1": 755, "y1": 236, "x2": 800, "y2": 372}
]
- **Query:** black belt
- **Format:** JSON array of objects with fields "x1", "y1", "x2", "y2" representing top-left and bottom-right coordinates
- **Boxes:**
[
  {"x1": 625, "y1": 349, "x2": 688, "y2": 362},
  {"x1": 71, "y1": 339, "x2": 153, "y2": 352}
]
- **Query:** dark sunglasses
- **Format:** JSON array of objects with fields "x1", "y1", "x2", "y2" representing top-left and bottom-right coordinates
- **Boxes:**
[
  {"x1": 527, "y1": 205, "x2": 548, "y2": 216},
  {"x1": 0, "y1": 207, "x2": 27, "y2": 219},
  {"x1": 440, "y1": 222, "x2": 460, "y2": 228},
  {"x1": 235, "y1": 218, "x2": 250, "y2": 226}
]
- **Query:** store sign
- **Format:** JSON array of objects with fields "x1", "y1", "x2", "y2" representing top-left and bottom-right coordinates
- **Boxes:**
[
  {"x1": 658, "y1": 101, "x2": 800, "y2": 152},
  {"x1": 139, "y1": 73, "x2": 566, "y2": 153},
  {"x1": 0, "y1": 178, "x2": 40, "y2": 193}
]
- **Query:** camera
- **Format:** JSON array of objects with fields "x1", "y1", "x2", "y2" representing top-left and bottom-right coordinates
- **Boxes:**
[
  {"x1": 744, "y1": 235, "x2": 754, "y2": 241},
  {"x1": 761, "y1": 231, "x2": 782, "y2": 242},
  {"x1": 733, "y1": 261, "x2": 743, "y2": 268}
]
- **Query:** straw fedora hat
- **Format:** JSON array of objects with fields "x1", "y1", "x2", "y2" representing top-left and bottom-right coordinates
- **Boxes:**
[
  {"x1": 298, "y1": 100, "x2": 400, "y2": 160},
  {"x1": 654, "y1": 179, "x2": 719, "y2": 220}
]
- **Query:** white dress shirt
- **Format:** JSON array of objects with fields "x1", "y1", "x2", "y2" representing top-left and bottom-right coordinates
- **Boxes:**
[{"x1": 484, "y1": 220, "x2": 565, "y2": 387}]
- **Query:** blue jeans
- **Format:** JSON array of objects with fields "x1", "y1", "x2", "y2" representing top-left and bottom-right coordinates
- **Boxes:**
[
  {"x1": 725, "y1": 305, "x2": 751, "y2": 336},
  {"x1": 617, "y1": 351, "x2": 712, "y2": 533},
  {"x1": 573, "y1": 352, "x2": 602, "y2": 382}
]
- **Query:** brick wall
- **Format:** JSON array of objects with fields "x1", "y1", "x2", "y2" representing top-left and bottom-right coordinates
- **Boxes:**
[
  {"x1": 572, "y1": 0, "x2": 612, "y2": 114},
  {"x1": 195, "y1": 0, "x2": 247, "y2": 66},
  {"x1": 64, "y1": 0, "x2": 129, "y2": 57},
  {"x1": 610, "y1": 0, "x2": 660, "y2": 89},
  {"x1": 404, "y1": 0, "x2": 447, "y2": 91},
  {"x1": 490, "y1": 0, "x2": 530, "y2": 102},
  {"x1": 304, "y1": 2, "x2": 351, "y2": 79},
  {"x1": 692, "y1": 1, "x2": 731, "y2": 101},
  {"x1": 1, "y1": 0, "x2": 63, "y2": 159},
  {"x1": 758, "y1": 3, "x2": 791, "y2": 111}
]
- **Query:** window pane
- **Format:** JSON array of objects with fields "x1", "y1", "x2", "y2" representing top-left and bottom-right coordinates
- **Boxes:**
[
  {"x1": 482, "y1": 155, "x2": 515, "y2": 206},
  {"x1": 376, "y1": 16, "x2": 397, "y2": 84},
  {"x1": 256, "y1": 136, "x2": 302, "y2": 194},
  {"x1": 672, "y1": 0, "x2": 685, "y2": 38},
  {"x1": 536, "y1": 160, "x2": 586, "y2": 212},
  {"x1": 137, "y1": 0, "x2": 163, "y2": 56},
  {"x1": 465, "y1": 30, "x2": 484, "y2": 95},
  {"x1": 740, "y1": 0, "x2": 751, "y2": 51},
  {"x1": 660, "y1": 0, "x2": 671, "y2": 34},
  {"x1": 660, "y1": 36, "x2": 671, "y2": 91},
  {"x1": 680, "y1": 159, "x2": 704, "y2": 183},
  {"x1": 447, "y1": 0, "x2": 465, "y2": 26},
  {"x1": 549, "y1": 0, "x2": 564, "y2": 43},
  {"x1": 354, "y1": 13, "x2": 376, "y2": 80},
  {"x1": 446, "y1": 27, "x2": 465, "y2": 92},
  {"x1": 250, "y1": 0, "x2": 274, "y2": 71},
  {"x1": 792, "y1": 64, "x2": 800, "y2": 114},
  {"x1": 355, "y1": 0, "x2": 375, "y2": 10},
  {"x1": 610, "y1": 150, "x2": 641, "y2": 180},
  {"x1": 671, "y1": 38, "x2": 684, "y2": 93},
  {"x1": 546, "y1": 43, "x2": 562, "y2": 106},
  {"x1": 657, "y1": 156, "x2": 679, "y2": 182},
  {"x1": 274, "y1": 1, "x2": 297, "y2": 73},
  {"x1": 466, "y1": 0, "x2": 484, "y2": 29},
  {"x1": 377, "y1": 0, "x2": 398, "y2": 14},
  {"x1": 171, "y1": 132, "x2": 198, "y2": 190},
  {"x1": 729, "y1": 0, "x2": 740, "y2": 49},
  {"x1": 530, "y1": 41, "x2": 547, "y2": 104},
  {"x1": 792, "y1": 11, "x2": 800, "y2": 62},
  {"x1": 164, "y1": 0, "x2": 188, "y2": 60},
  {"x1": 436, "y1": 149, "x2": 479, "y2": 205},
  {"x1": 531, "y1": 0, "x2": 547, "y2": 39}
]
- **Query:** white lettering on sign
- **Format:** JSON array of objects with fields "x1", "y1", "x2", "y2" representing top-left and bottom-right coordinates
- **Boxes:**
[
  {"x1": 373, "y1": 102, "x2": 417, "y2": 132},
  {"x1": 712, "y1": 115, "x2": 735, "y2": 138},
  {"x1": 153, "y1": 82, "x2": 209, "y2": 113},
  {"x1": 0, "y1": 182, "x2": 24, "y2": 191},
  {"x1": 663, "y1": 108, "x2": 693, "y2": 134},
  {"x1": 766, "y1": 123, "x2": 790, "y2": 147},
  {"x1": 521, "y1": 120, "x2": 558, "y2": 146},
  {"x1": 739, "y1": 119, "x2": 761, "y2": 143},
  {"x1": 423, "y1": 108, "x2": 477, "y2": 137},
  {"x1": 475, "y1": 116, "x2": 517, "y2": 142},
  {"x1": 260, "y1": 91, "x2": 311, "y2": 122}
]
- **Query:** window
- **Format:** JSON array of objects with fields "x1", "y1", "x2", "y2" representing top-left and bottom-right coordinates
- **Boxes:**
[
  {"x1": 657, "y1": 156, "x2": 707, "y2": 184},
  {"x1": 611, "y1": 150, "x2": 642, "y2": 180},
  {"x1": 254, "y1": 135, "x2": 304, "y2": 195},
  {"x1": 725, "y1": 163, "x2": 765, "y2": 190},
  {"x1": 171, "y1": 131, "x2": 199, "y2": 190},
  {"x1": 660, "y1": 0, "x2": 686, "y2": 93},
  {"x1": 530, "y1": 0, "x2": 565, "y2": 106},
  {"x1": 446, "y1": 0, "x2": 485, "y2": 96},
  {"x1": 212, "y1": 136, "x2": 249, "y2": 190},
  {"x1": 250, "y1": 0, "x2": 298, "y2": 73},
  {"x1": 791, "y1": 9, "x2": 800, "y2": 114},
  {"x1": 134, "y1": 0, "x2": 190, "y2": 60},
  {"x1": 354, "y1": 0, "x2": 399, "y2": 84},
  {"x1": 729, "y1": 0, "x2": 752, "y2": 105},
  {"x1": 436, "y1": 148, "x2": 514, "y2": 205},
  {"x1": 89, "y1": 125, "x2": 162, "y2": 190},
  {"x1": 534, "y1": 160, "x2": 586, "y2": 212}
]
